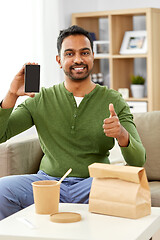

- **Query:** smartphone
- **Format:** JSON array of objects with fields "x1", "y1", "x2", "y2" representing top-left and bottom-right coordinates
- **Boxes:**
[{"x1": 25, "y1": 65, "x2": 40, "y2": 93}]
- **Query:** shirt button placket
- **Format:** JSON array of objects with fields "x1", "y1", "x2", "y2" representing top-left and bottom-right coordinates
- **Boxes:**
[
  {"x1": 71, "y1": 109, "x2": 77, "y2": 134},
  {"x1": 71, "y1": 124, "x2": 75, "y2": 134}
]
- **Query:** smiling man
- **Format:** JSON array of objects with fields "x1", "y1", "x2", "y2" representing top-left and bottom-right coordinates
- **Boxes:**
[
  {"x1": 0, "y1": 25, "x2": 146, "y2": 220},
  {"x1": 57, "y1": 35, "x2": 94, "y2": 81}
]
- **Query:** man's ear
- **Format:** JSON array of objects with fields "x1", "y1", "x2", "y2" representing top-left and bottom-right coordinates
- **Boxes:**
[
  {"x1": 56, "y1": 55, "x2": 62, "y2": 68},
  {"x1": 92, "y1": 51, "x2": 94, "y2": 60}
]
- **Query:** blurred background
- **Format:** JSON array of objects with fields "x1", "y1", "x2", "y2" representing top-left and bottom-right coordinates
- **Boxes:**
[{"x1": 0, "y1": 0, "x2": 160, "y2": 104}]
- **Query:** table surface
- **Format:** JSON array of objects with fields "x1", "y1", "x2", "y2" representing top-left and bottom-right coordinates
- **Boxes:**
[{"x1": 0, "y1": 203, "x2": 160, "y2": 240}]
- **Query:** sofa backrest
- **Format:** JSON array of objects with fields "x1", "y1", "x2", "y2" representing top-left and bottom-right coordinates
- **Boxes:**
[
  {"x1": 109, "y1": 111, "x2": 160, "y2": 181},
  {"x1": 133, "y1": 111, "x2": 160, "y2": 181}
]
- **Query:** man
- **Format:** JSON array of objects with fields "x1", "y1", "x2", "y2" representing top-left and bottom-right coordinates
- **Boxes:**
[{"x1": 0, "y1": 25, "x2": 145, "y2": 220}]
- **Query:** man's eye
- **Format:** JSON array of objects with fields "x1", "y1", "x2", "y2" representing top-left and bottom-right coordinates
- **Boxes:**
[
  {"x1": 82, "y1": 52, "x2": 90, "y2": 56},
  {"x1": 65, "y1": 52, "x2": 73, "y2": 56}
]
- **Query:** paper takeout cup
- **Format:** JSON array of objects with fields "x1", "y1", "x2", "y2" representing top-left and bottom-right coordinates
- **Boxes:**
[{"x1": 32, "y1": 180, "x2": 60, "y2": 214}]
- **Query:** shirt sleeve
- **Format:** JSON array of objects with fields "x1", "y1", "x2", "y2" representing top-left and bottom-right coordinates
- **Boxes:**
[
  {"x1": 0, "y1": 102, "x2": 34, "y2": 143},
  {"x1": 115, "y1": 94, "x2": 146, "y2": 167}
]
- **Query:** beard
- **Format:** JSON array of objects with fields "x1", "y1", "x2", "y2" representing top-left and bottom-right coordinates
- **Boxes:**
[{"x1": 63, "y1": 63, "x2": 93, "y2": 82}]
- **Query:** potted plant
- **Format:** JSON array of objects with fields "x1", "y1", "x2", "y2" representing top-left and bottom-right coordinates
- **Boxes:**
[{"x1": 130, "y1": 75, "x2": 145, "y2": 98}]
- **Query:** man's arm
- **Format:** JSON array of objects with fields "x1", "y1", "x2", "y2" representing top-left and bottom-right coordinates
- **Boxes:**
[
  {"x1": 103, "y1": 103, "x2": 146, "y2": 167},
  {"x1": 0, "y1": 63, "x2": 37, "y2": 143},
  {"x1": 1, "y1": 91, "x2": 19, "y2": 109}
]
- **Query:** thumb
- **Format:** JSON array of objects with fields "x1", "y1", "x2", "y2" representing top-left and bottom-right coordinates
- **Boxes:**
[{"x1": 109, "y1": 103, "x2": 117, "y2": 117}]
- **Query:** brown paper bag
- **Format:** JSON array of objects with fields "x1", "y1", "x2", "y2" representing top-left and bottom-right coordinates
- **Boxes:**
[{"x1": 88, "y1": 163, "x2": 151, "y2": 219}]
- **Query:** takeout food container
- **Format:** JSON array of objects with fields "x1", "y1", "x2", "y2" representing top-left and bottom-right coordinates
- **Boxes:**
[
  {"x1": 88, "y1": 163, "x2": 151, "y2": 219},
  {"x1": 32, "y1": 180, "x2": 60, "y2": 214}
]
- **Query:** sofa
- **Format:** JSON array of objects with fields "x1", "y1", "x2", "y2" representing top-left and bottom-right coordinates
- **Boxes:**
[{"x1": 0, "y1": 111, "x2": 160, "y2": 207}]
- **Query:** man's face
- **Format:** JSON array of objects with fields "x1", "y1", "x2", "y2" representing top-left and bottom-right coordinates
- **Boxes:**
[{"x1": 56, "y1": 34, "x2": 94, "y2": 81}]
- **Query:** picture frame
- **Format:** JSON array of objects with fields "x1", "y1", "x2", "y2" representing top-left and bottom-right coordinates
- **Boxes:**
[
  {"x1": 93, "y1": 40, "x2": 109, "y2": 57},
  {"x1": 120, "y1": 31, "x2": 147, "y2": 54}
]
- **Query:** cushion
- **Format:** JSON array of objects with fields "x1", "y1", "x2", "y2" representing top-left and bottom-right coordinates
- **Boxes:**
[
  {"x1": 0, "y1": 142, "x2": 8, "y2": 177},
  {"x1": 133, "y1": 111, "x2": 160, "y2": 181},
  {"x1": 149, "y1": 181, "x2": 160, "y2": 207},
  {"x1": 0, "y1": 135, "x2": 43, "y2": 177}
]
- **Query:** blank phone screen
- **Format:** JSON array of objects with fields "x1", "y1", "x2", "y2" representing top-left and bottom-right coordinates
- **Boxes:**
[{"x1": 25, "y1": 65, "x2": 40, "y2": 92}]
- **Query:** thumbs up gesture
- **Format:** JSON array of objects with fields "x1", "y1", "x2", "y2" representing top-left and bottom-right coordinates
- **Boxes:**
[
  {"x1": 103, "y1": 103, "x2": 120, "y2": 138},
  {"x1": 103, "y1": 103, "x2": 129, "y2": 147}
]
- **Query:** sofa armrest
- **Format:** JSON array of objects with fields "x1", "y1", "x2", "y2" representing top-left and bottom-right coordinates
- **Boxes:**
[{"x1": 0, "y1": 135, "x2": 43, "y2": 177}]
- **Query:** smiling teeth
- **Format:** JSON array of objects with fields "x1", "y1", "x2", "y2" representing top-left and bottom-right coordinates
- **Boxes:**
[{"x1": 74, "y1": 67, "x2": 84, "y2": 70}]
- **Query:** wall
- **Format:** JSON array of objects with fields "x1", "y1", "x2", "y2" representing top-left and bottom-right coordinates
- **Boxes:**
[
  {"x1": 0, "y1": 0, "x2": 34, "y2": 101},
  {"x1": 60, "y1": 0, "x2": 160, "y2": 28},
  {"x1": 39, "y1": 0, "x2": 61, "y2": 87}
]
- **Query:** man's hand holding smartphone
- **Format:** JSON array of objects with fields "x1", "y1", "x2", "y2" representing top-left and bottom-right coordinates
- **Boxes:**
[{"x1": 9, "y1": 62, "x2": 40, "y2": 99}]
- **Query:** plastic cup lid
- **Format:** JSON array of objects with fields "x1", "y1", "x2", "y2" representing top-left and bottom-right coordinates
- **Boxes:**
[{"x1": 50, "y1": 212, "x2": 81, "y2": 223}]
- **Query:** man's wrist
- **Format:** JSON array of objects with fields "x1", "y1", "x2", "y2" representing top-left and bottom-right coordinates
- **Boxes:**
[
  {"x1": 8, "y1": 90, "x2": 18, "y2": 98},
  {"x1": 1, "y1": 91, "x2": 18, "y2": 109},
  {"x1": 117, "y1": 127, "x2": 129, "y2": 147}
]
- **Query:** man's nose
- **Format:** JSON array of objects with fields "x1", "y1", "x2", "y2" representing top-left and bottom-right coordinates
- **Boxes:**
[{"x1": 73, "y1": 53, "x2": 83, "y2": 64}]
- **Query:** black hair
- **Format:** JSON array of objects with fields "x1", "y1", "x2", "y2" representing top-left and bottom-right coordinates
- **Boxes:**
[{"x1": 57, "y1": 25, "x2": 93, "y2": 55}]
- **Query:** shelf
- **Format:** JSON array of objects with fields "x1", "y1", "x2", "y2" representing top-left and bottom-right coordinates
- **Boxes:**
[
  {"x1": 94, "y1": 54, "x2": 147, "y2": 59},
  {"x1": 72, "y1": 8, "x2": 159, "y2": 19},
  {"x1": 72, "y1": 8, "x2": 160, "y2": 111},
  {"x1": 94, "y1": 55, "x2": 111, "y2": 59},
  {"x1": 112, "y1": 54, "x2": 147, "y2": 59},
  {"x1": 125, "y1": 98, "x2": 148, "y2": 102}
]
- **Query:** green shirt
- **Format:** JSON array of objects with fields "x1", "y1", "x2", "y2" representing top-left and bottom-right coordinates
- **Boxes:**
[{"x1": 0, "y1": 83, "x2": 146, "y2": 177}]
